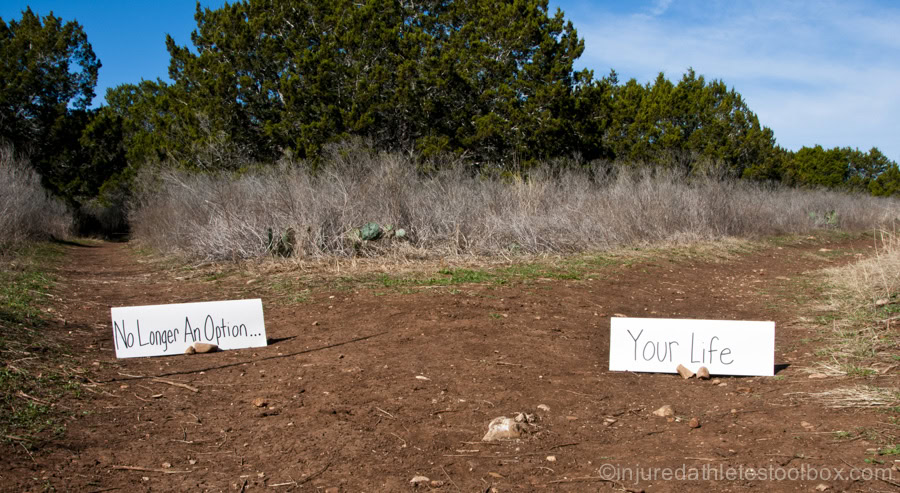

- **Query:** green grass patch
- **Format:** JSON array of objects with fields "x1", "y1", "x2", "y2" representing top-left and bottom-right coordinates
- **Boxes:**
[{"x1": 0, "y1": 243, "x2": 81, "y2": 447}]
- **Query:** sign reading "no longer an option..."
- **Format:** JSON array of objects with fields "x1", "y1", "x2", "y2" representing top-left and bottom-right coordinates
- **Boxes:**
[
  {"x1": 110, "y1": 299, "x2": 267, "y2": 358},
  {"x1": 609, "y1": 317, "x2": 775, "y2": 376}
]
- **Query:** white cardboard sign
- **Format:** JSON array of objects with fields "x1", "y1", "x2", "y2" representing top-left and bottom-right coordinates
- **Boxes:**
[
  {"x1": 609, "y1": 317, "x2": 775, "y2": 376},
  {"x1": 110, "y1": 299, "x2": 267, "y2": 359}
]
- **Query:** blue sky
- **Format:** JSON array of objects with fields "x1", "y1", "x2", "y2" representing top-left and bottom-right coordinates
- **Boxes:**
[{"x1": 3, "y1": 0, "x2": 898, "y2": 162}]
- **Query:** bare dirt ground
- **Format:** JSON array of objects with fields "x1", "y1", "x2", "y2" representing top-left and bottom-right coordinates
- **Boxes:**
[{"x1": 3, "y1": 235, "x2": 899, "y2": 492}]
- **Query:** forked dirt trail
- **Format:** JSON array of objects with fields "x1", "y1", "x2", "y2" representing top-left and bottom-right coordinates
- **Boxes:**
[{"x1": 3, "y1": 236, "x2": 898, "y2": 492}]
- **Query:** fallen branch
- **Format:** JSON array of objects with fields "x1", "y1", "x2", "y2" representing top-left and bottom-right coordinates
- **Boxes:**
[
  {"x1": 152, "y1": 378, "x2": 199, "y2": 393},
  {"x1": 112, "y1": 465, "x2": 192, "y2": 474},
  {"x1": 99, "y1": 332, "x2": 387, "y2": 383}
]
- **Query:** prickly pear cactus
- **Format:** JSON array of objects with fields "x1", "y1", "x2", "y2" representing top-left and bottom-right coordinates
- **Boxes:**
[{"x1": 360, "y1": 222, "x2": 383, "y2": 241}]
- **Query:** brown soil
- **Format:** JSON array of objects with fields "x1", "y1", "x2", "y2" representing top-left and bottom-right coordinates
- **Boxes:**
[{"x1": 3, "y1": 235, "x2": 898, "y2": 492}]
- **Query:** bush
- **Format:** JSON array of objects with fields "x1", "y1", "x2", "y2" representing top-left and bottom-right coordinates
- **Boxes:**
[
  {"x1": 0, "y1": 147, "x2": 72, "y2": 249},
  {"x1": 129, "y1": 144, "x2": 900, "y2": 261}
]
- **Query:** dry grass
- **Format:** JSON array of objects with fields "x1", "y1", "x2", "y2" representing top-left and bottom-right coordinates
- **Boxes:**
[
  {"x1": 804, "y1": 386, "x2": 899, "y2": 409},
  {"x1": 0, "y1": 147, "x2": 72, "y2": 249},
  {"x1": 803, "y1": 226, "x2": 900, "y2": 377},
  {"x1": 130, "y1": 143, "x2": 900, "y2": 261}
]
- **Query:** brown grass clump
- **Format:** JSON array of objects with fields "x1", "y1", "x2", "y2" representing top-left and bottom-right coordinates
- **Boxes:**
[
  {"x1": 129, "y1": 144, "x2": 900, "y2": 261},
  {"x1": 0, "y1": 147, "x2": 72, "y2": 249}
]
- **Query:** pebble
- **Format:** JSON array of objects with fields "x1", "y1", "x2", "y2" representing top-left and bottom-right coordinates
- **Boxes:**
[
  {"x1": 537, "y1": 404, "x2": 551, "y2": 412},
  {"x1": 430, "y1": 480, "x2": 444, "y2": 488},
  {"x1": 653, "y1": 405, "x2": 675, "y2": 417},
  {"x1": 410, "y1": 476, "x2": 430, "y2": 486},
  {"x1": 546, "y1": 455, "x2": 557, "y2": 462},
  {"x1": 252, "y1": 397, "x2": 267, "y2": 408},
  {"x1": 815, "y1": 484, "x2": 829, "y2": 491},
  {"x1": 193, "y1": 342, "x2": 218, "y2": 353},
  {"x1": 676, "y1": 364, "x2": 695, "y2": 379},
  {"x1": 689, "y1": 417, "x2": 701, "y2": 429}
]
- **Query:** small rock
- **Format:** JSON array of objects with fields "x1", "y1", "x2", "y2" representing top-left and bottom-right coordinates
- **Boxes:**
[
  {"x1": 161, "y1": 462, "x2": 171, "y2": 468},
  {"x1": 410, "y1": 476, "x2": 430, "y2": 486},
  {"x1": 697, "y1": 367, "x2": 711, "y2": 380},
  {"x1": 808, "y1": 373, "x2": 828, "y2": 379},
  {"x1": 676, "y1": 364, "x2": 695, "y2": 379},
  {"x1": 189, "y1": 459, "x2": 198, "y2": 465},
  {"x1": 415, "y1": 375, "x2": 430, "y2": 381},
  {"x1": 718, "y1": 382, "x2": 728, "y2": 387},
  {"x1": 710, "y1": 378, "x2": 721, "y2": 384},
  {"x1": 689, "y1": 417, "x2": 701, "y2": 429},
  {"x1": 514, "y1": 412, "x2": 536, "y2": 424},
  {"x1": 482, "y1": 417, "x2": 524, "y2": 441},
  {"x1": 184, "y1": 345, "x2": 196, "y2": 355},
  {"x1": 252, "y1": 397, "x2": 267, "y2": 408},
  {"x1": 815, "y1": 484, "x2": 829, "y2": 491},
  {"x1": 653, "y1": 405, "x2": 675, "y2": 417},
  {"x1": 875, "y1": 298, "x2": 890, "y2": 307},
  {"x1": 312, "y1": 321, "x2": 319, "y2": 326},
  {"x1": 801, "y1": 421, "x2": 815, "y2": 431},
  {"x1": 537, "y1": 404, "x2": 551, "y2": 412},
  {"x1": 566, "y1": 415, "x2": 579, "y2": 421},
  {"x1": 193, "y1": 342, "x2": 218, "y2": 353},
  {"x1": 429, "y1": 480, "x2": 444, "y2": 488},
  {"x1": 604, "y1": 418, "x2": 617, "y2": 426},
  {"x1": 546, "y1": 455, "x2": 557, "y2": 462}
]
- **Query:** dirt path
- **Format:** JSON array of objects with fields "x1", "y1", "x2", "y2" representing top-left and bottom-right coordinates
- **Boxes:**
[{"x1": 3, "y1": 236, "x2": 898, "y2": 492}]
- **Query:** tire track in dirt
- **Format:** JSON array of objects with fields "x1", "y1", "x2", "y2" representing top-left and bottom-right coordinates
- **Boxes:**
[{"x1": 3, "y1": 235, "x2": 896, "y2": 492}]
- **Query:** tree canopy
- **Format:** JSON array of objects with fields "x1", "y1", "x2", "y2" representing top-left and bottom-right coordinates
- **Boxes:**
[
  {"x1": 2, "y1": 0, "x2": 899, "y2": 210},
  {"x1": 0, "y1": 7, "x2": 100, "y2": 196}
]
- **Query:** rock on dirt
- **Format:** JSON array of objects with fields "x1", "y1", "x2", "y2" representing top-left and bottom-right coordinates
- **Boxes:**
[
  {"x1": 482, "y1": 416, "x2": 525, "y2": 441},
  {"x1": 653, "y1": 405, "x2": 675, "y2": 417},
  {"x1": 537, "y1": 404, "x2": 550, "y2": 412},
  {"x1": 193, "y1": 342, "x2": 218, "y2": 353},
  {"x1": 689, "y1": 417, "x2": 701, "y2": 428},
  {"x1": 251, "y1": 397, "x2": 268, "y2": 408},
  {"x1": 410, "y1": 475, "x2": 430, "y2": 486},
  {"x1": 815, "y1": 484, "x2": 830, "y2": 491},
  {"x1": 676, "y1": 364, "x2": 695, "y2": 379}
]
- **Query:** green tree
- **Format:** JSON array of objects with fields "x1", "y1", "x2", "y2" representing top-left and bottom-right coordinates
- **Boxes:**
[{"x1": 0, "y1": 7, "x2": 100, "y2": 193}]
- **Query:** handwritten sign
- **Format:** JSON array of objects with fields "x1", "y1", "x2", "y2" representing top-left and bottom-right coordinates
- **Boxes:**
[
  {"x1": 110, "y1": 299, "x2": 267, "y2": 359},
  {"x1": 609, "y1": 317, "x2": 775, "y2": 376}
]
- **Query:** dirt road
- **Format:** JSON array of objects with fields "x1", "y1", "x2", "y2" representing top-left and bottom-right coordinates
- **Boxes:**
[{"x1": 3, "y1": 235, "x2": 898, "y2": 492}]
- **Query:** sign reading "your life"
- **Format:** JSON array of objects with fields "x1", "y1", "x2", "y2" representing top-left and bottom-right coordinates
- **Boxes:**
[
  {"x1": 110, "y1": 299, "x2": 267, "y2": 358},
  {"x1": 609, "y1": 317, "x2": 775, "y2": 376}
]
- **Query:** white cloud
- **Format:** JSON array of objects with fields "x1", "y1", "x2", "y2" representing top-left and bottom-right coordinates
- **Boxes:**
[
  {"x1": 563, "y1": 0, "x2": 900, "y2": 161},
  {"x1": 649, "y1": 0, "x2": 673, "y2": 16}
]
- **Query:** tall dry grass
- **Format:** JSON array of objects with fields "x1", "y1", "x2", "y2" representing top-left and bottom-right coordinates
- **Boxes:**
[
  {"x1": 0, "y1": 147, "x2": 72, "y2": 249},
  {"x1": 129, "y1": 144, "x2": 900, "y2": 261}
]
